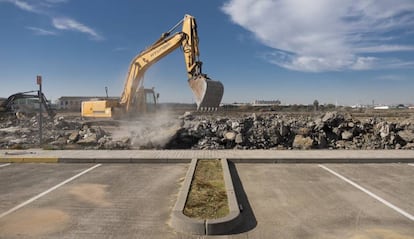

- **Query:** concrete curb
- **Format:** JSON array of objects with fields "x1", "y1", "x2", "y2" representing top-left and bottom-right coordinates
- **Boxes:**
[
  {"x1": 170, "y1": 158, "x2": 241, "y2": 235},
  {"x1": 0, "y1": 157, "x2": 58, "y2": 163},
  {"x1": 0, "y1": 157, "x2": 192, "y2": 164},
  {"x1": 1, "y1": 157, "x2": 413, "y2": 164},
  {"x1": 228, "y1": 157, "x2": 414, "y2": 164},
  {"x1": 171, "y1": 158, "x2": 205, "y2": 234},
  {"x1": 206, "y1": 158, "x2": 242, "y2": 235},
  {"x1": 1, "y1": 149, "x2": 414, "y2": 163},
  {"x1": 58, "y1": 158, "x2": 192, "y2": 163}
]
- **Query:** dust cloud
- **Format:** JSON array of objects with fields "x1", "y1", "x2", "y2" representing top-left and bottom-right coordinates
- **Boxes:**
[{"x1": 110, "y1": 110, "x2": 182, "y2": 149}]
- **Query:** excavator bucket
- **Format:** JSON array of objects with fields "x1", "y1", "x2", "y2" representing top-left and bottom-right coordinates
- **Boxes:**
[{"x1": 188, "y1": 75, "x2": 224, "y2": 111}]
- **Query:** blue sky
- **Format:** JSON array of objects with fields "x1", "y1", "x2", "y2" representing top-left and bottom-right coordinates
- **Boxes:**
[{"x1": 1, "y1": 0, "x2": 414, "y2": 106}]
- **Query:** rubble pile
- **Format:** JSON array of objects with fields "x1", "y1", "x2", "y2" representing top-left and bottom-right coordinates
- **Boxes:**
[
  {"x1": 0, "y1": 115, "x2": 129, "y2": 149},
  {"x1": 168, "y1": 111, "x2": 414, "y2": 150},
  {"x1": 1, "y1": 111, "x2": 413, "y2": 150}
]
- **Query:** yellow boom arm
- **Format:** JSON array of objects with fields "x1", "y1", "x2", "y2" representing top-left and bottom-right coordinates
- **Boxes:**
[
  {"x1": 120, "y1": 32, "x2": 185, "y2": 112},
  {"x1": 120, "y1": 14, "x2": 223, "y2": 112}
]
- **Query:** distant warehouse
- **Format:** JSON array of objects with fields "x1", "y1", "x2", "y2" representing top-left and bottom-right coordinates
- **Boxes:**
[
  {"x1": 374, "y1": 105, "x2": 390, "y2": 110},
  {"x1": 57, "y1": 96, "x2": 119, "y2": 111},
  {"x1": 252, "y1": 100, "x2": 281, "y2": 106}
]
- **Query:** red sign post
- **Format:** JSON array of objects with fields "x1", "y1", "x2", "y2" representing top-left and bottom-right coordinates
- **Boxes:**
[
  {"x1": 37, "y1": 75, "x2": 43, "y2": 146},
  {"x1": 36, "y1": 75, "x2": 42, "y2": 85}
]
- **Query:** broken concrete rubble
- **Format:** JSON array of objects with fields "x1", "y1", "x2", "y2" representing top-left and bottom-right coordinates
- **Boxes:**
[
  {"x1": 1, "y1": 111, "x2": 414, "y2": 150},
  {"x1": 292, "y1": 135, "x2": 313, "y2": 149},
  {"x1": 167, "y1": 111, "x2": 414, "y2": 150},
  {"x1": 398, "y1": 129, "x2": 414, "y2": 143}
]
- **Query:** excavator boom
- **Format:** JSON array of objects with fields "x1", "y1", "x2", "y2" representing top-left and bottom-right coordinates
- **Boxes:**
[
  {"x1": 120, "y1": 32, "x2": 185, "y2": 112},
  {"x1": 181, "y1": 15, "x2": 223, "y2": 110},
  {"x1": 81, "y1": 14, "x2": 223, "y2": 118},
  {"x1": 120, "y1": 14, "x2": 223, "y2": 111}
]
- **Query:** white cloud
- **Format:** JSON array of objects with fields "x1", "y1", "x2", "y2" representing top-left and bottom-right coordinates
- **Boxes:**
[
  {"x1": 26, "y1": 26, "x2": 57, "y2": 36},
  {"x1": 1, "y1": 0, "x2": 103, "y2": 41},
  {"x1": 44, "y1": 0, "x2": 68, "y2": 3},
  {"x1": 2, "y1": 0, "x2": 39, "y2": 13},
  {"x1": 39, "y1": 0, "x2": 68, "y2": 8},
  {"x1": 222, "y1": 0, "x2": 414, "y2": 72},
  {"x1": 52, "y1": 17, "x2": 103, "y2": 40},
  {"x1": 354, "y1": 45, "x2": 414, "y2": 53},
  {"x1": 13, "y1": 0, "x2": 33, "y2": 11},
  {"x1": 2, "y1": 0, "x2": 68, "y2": 9},
  {"x1": 0, "y1": 0, "x2": 68, "y2": 12}
]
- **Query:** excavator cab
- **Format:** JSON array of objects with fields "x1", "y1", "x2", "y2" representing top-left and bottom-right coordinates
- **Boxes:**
[{"x1": 134, "y1": 87, "x2": 158, "y2": 113}]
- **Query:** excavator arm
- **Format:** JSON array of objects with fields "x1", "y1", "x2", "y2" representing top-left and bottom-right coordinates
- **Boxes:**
[
  {"x1": 120, "y1": 14, "x2": 223, "y2": 112},
  {"x1": 0, "y1": 91, "x2": 55, "y2": 117},
  {"x1": 120, "y1": 32, "x2": 186, "y2": 112}
]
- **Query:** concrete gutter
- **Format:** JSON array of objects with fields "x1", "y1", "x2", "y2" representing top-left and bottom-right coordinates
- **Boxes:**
[
  {"x1": 170, "y1": 158, "x2": 241, "y2": 235},
  {"x1": 0, "y1": 149, "x2": 413, "y2": 163}
]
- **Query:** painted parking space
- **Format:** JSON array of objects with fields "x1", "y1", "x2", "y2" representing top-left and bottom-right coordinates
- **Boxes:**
[
  {"x1": 234, "y1": 164, "x2": 414, "y2": 239},
  {"x1": 324, "y1": 164, "x2": 414, "y2": 217},
  {"x1": 0, "y1": 163, "x2": 413, "y2": 239},
  {"x1": 0, "y1": 164, "x2": 187, "y2": 239},
  {"x1": 0, "y1": 163, "x2": 11, "y2": 168},
  {"x1": 0, "y1": 164, "x2": 96, "y2": 213},
  {"x1": 0, "y1": 164, "x2": 102, "y2": 219}
]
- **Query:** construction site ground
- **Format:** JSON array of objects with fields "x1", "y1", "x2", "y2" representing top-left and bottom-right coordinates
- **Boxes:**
[
  {"x1": 1, "y1": 108, "x2": 414, "y2": 238},
  {"x1": 0, "y1": 150, "x2": 413, "y2": 238}
]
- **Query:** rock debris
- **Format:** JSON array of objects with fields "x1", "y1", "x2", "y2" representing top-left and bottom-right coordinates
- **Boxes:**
[{"x1": 1, "y1": 111, "x2": 413, "y2": 150}]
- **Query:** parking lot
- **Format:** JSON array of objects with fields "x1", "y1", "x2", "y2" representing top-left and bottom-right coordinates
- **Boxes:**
[{"x1": 0, "y1": 162, "x2": 413, "y2": 238}]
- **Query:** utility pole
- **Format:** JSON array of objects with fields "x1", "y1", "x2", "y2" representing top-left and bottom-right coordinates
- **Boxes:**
[{"x1": 37, "y1": 75, "x2": 43, "y2": 147}]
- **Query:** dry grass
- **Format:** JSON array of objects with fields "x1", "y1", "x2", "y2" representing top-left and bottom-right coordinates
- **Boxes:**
[{"x1": 183, "y1": 159, "x2": 229, "y2": 219}]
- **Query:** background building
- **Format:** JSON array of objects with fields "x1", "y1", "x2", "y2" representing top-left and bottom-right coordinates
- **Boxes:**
[
  {"x1": 251, "y1": 100, "x2": 281, "y2": 106},
  {"x1": 57, "y1": 96, "x2": 119, "y2": 111}
]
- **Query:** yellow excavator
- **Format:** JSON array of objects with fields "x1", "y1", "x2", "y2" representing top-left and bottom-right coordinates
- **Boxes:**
[{"x1": 81, "y1": 14, "x2": 224, "y2": 118}]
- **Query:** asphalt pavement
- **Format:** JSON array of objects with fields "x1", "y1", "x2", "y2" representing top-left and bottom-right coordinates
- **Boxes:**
[{"x1": 0, "y1": 162, "x2": 413, "y2": 238}]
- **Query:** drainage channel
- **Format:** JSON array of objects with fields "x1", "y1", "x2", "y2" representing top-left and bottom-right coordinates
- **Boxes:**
[{"x1": 171, "y1": 158, "x2": 242, "y2": 235}]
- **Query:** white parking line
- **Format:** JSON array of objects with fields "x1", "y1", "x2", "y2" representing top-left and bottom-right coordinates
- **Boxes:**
[
  {"x1": 319, "y1": 164, "x2": 414, "y2": 222},
  {"x1": 409, "y1": 164, "x2": 414, "y2": 167},
  {"x1": 0, "y1": 163, "x2": 11, "y2": 168},
  {"x1": 0, "y1": 164, "x2": 101, "y2": 219}
]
